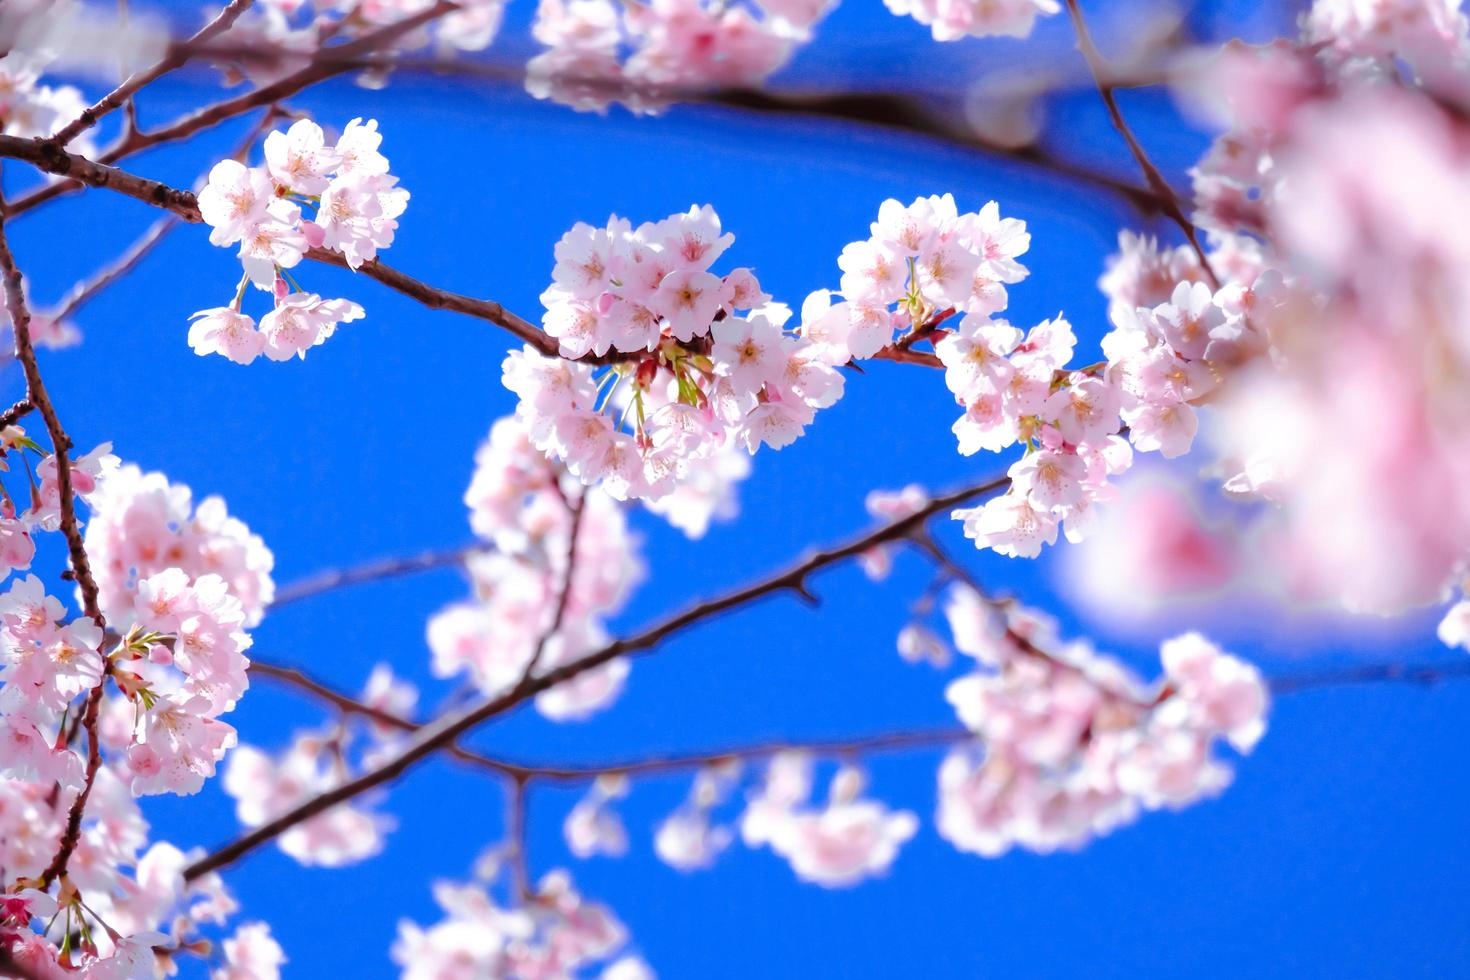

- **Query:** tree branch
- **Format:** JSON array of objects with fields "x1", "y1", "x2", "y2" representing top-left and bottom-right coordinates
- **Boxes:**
[
  {"x1": 268, "y1": 542, "x2": 491, "y2": 610},
  {"x1": 5, "y1": 1, "x2": 465, "y2": 218},
  {"x1": 0, "y1": 196, "x2": 108, "y2": 889},
  {"x1": 1062, "y1": 0, "x2": 1218, "y2": 286},
  {"x1": 0, "y1": 138, "x2": 953, "y2": 368},
  {"x1": 182, "y1": 473, "x2": 1010, "y2": 881},
  {"x1": 49, "y1": 0, "x2": 257, "y2": 148},
  {"x1": 47, "y1": 218, "x2": 178, "y2": 325},
  {"x1": 254, "y1": 653, "x2": 1470, "y2": 788}
]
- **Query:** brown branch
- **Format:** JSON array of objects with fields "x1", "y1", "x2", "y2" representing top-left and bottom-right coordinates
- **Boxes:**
[
  {"x1": 0, "y1": 135, "x2": 202, "y2": 221},
  {"x1": 305, "y1": 247, "x2": 553, "y2": 354},
  {"x1": 247, "y1": 660, "x2": 522, "y2": 777},
  {"x1": 235, "y1": 49, "x2": 1170, "y2": 216},
  {"x1": 254, "y1": 651, "x2": 1470, "y2": 788},
  {"x1": 1267, "y1": 659, "x2": 1470, "y2": 695},
  {"x1": 506, "y1": 775, "x2": 532, "y2": 901},
  {"x1": 182, "y1": 473, "x2": 1010, "y2": 881},
  {"x1": 0, "y1": 197, "x2": 107, "y2": 890},
  {"x1": 49, "y1": 0, "x2": 257, "y2": 148},
  {"x1": 1062, "y1": 0, "x2": 1218, "y2": 286},
  {"x1": 500, "y1": 727, "x2": 978, "y2": 782},
  {"x1": 519, "y1": 491, "x2": 585, "y2": 684},
  {"x1": 47, "y1": 218, "x2": 178, "y2": 325},
  {"x1": 5, "y1": 1, "x2": 464, "y2": 218},
  {"x1": 0, "y1": 397, "x2": 34, "y2": 430},
  {"x1": 269, "y1": 542, "x2": 491, "y2": 610}
]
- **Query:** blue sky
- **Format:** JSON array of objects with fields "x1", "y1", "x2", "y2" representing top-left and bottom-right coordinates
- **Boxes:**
[{"x1": 11, "y1": 0, "x2": 1470, "y2": 975}]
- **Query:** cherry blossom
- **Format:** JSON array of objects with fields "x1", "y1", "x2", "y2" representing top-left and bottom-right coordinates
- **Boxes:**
[
  {"x1": 214, "y1": 922, "x2": 287, "y2": 980},
  {"x1": 192, "y1": 118, "x2": 404, "y2": 364},
  {"x1": 394, "y1": 870, "x2": 641, "y2": 979},
  {"x1": 507, "y1": 206, "x2": 844, "y2": 502},
  {"x1": 427, "y1": 416, "x2": 642, "y2": 719},
  {"x1": 224, "y1": 736, "x2": 392, "y2": 867},
  {"x1": 526, "y1": 0, "x2": 832, "y2": 113},
  {"x1": 935, "y1": 588, "x2": 1267, "y2": 856},
  {"x1": 85, "y1": 463, "x2": 275, "y2": 628},
  {"x1": 882, "y1": 0, "x2": 1059, "y2": 40}
]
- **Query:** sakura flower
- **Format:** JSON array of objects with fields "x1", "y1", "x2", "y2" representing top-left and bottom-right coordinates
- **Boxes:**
[
  {"x1": 258, "y1": 292, "x2": 365, "y2": 361},
  {"x1": 197, "y1": 159, "x2": 274, "y2": 247},
  {"x1": 1438, "y1": 599, "x2": 1470, "y2": 650},
  {"x1": 127, "y1": 696, "x2": 238, "y2": 796},
  {"x1": 213, "y1": 922, "x2": 286, "y2": 980},
  {"x1": 263, "y1": 118, "x2": 341, "y2": 195},
  {"x1": 651, "y1": 268, "x2": 725, "y2": 341},
  {"x1": 711, "y1": 313, "x2": 786, "y2": 393},
  {"x1": 188, "y1": 307, "x2": 265, "y2": 365},
  {"x1": 883, "y1": 0, "x2": 1059, "y2": 41},
  {"x1": 770, "y1": 799, "x2": 917, "y2": 887},
  {"x1": 655, "y1": 807, "x2": 733, "y2": 870},
  {"x1": 955, "y1": 493, "x2": 1059, "y2": 558}
]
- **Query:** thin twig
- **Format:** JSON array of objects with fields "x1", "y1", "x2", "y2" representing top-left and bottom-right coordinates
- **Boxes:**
[
  {"x1": 506, "y1": 776, "x2": 532, "y2": 901},
  {"x1": 49, "y1": 0, "x2": 257, "y2": 147},
  {"x1": 255, "y1": 646, "x2": 1470, "y2": 787},
  {"x1": 1062, "y1": 0, "x2": 1218, "y2": 286},
  {"x1": 247, "y1": 660, "x2": 523, "y2": 777},
  {"x1": 519, "y1": 492, "x2": 586, "y2": 684},
  {"x1": 0, "y1": 194, "x2": 107, "y2": 890},
  {"x1": 47, "y1": 218, "x2": 178, "y2": 324},
  {"x1": 269, "y1": 543, "x2": 491, "y2": 610},
  {"x1": 6, "y1": 1, "x2": 464, "y2": 218},
  {"x1": 0, "y1": 397, "x2": 34, "y2": 430}
]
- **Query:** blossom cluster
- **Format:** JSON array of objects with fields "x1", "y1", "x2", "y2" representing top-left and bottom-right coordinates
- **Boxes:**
[
  {"x1": 191, "y1": 118, "x2": 405, "y2": 364},
  {"x1": 0, "y1": 439, "x2": 285, "y2": 971},
  {"x1": 803, "y1": 194, "x2": 1127, "y2": 558},
  {"x1": 219, "y1": 0, "x2": 508, "y2": 88},
  {"x1": 740, "y1": 756, "x2": 918, "y2": 887},
  {"x1": 0, "y1": 52, "x2": 96, "y2": 159},
  {"x1": 505, "y1": 205, "x2": 843, "y2": 503},
  {"x1": 935, "y1": 587, "x2": 1267, "y2": 855},
  {"x1": 394, "y1": 870, "x2": 652, "y2": 980},
  {"x1": 1082, "y1": 0, "x2": 1470, "y2": 620},
  {"x1": 881, "y1": 0, "x2": 1059, "y2": 41},
  {"x1": 0, "y1": 832, "x2": 277, "y2": 978},
  {"x1": 802, "y1": 195, "x2": 1031, "y2": 362},
  {"x1": 224, "y1": 706, "x2": 401, "y2": 868},
  {"x1": 84, "y1": 464, "x2": 276, "y2": 628},
  {"x1": 526, "y1": 0, "x2": 835, "y2": 113},
  {"x1": 427, "y1": 416, "x2": 644, "y2": 720},
  {"x1": 561, "y1": 751, "x2": 919, "y2": 889}
]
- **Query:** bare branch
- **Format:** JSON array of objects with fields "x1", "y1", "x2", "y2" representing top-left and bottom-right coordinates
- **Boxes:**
[
  {"x1": 182, "y1": 473, "x2": 1010, "y2": 881},
  {"x1": 506, "y1": 776, "x2": 532, "y2": 901},
  {"x1": 0, "y1": 195, "x2": 107, "y2": 889},
  {"x1": 269, "y1": 542, "x2": 491, "y2": 610},
  {"x1": 1267, "y1": 659, "x2": 1470, "y2": 695},
  {"x1": 0, "y1": 397, "x2": 34, "y2": 430},
  {"x1": 6, "y1": 1, "x2": 465, "y2": 218},
  {"x1": 49, "y1": 0, "x2": 257, "y2": 148},
  {"x1": 305, "y1": 246, "x2": 554, "y2": 354},
  {"x1": 47, "y1": 218, "x2": 178, "y2": 325},
  {"x1": 1063, "y1": 0, "x2": 1219, "y2": 285},
  {"x1": 247, "y1": 660, "x2": 523, "y2": 777},
  {"x1": 0, "y1": 135, "x2": 202, "y2": 221}
]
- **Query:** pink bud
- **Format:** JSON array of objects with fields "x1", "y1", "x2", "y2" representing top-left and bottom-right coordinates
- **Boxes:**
[{"x1": 301, "y1": 220, "x2": 326, "y2": 249}]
